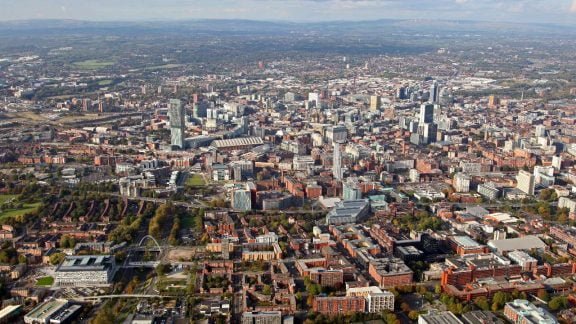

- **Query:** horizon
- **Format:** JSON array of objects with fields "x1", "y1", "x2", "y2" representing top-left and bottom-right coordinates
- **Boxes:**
[{"x1": 1, "y1": 0, "x2": 575, "y2": 26}]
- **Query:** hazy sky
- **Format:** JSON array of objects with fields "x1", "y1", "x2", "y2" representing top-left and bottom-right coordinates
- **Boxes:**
[{"x1": 1, "y1": 0, "x2": 575, "y2": 25}]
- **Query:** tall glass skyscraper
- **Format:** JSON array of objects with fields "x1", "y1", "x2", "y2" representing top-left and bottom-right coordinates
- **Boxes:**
[
  {"x1": 333, "y1": 142, "x2": 342, "y2": 180},
  {"x1": 169, "y1": 99, "x2": 185, "y2": 149}
]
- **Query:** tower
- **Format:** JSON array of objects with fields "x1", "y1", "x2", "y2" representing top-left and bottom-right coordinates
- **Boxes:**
[
  {"x1": 370, "y1": 95, "x2": 381, "y2": 111},
  {"x1": 419, "y1": 103, "x2": 434, "y2": 124},
  {"x1": 169, "y1": 99, "x2": 186, "y2": 150},
  {"x1": 333, "y1": 142, "x2": 343, "y2": 181},
  {"x1": 429, "y1": 81, "x2": 440, "y2": 104}
]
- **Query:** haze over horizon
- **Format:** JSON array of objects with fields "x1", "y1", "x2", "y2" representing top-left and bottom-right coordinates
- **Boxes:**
[{"x1": 1, "y1": 0, "x2": 576, "y2": 26}]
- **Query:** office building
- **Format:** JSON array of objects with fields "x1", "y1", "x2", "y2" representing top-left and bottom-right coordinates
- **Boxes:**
[
  {"x1": 333, "y1": 142, "x2": 343, "y2": 180},
  {"x1": 419, "y1": 103, "x2": 435, "y2": 124},
  {"x1": 343, "y1": 178, "x2": 362, "y2": 200},
  {"x1": 419, "y1": 311, "x2": 463, "y2": 324},
  {"x1": 504, "y1": 300, "x2": 558, "y2": 324},
  {"x1": 326, "y1": 199, "x2": 370, "y2": 225},
  {"x1": 232, "y1": 188, "x2": 252, "y2": 211},
  {"x1": 535, "y1": 125, "x2": 546, "y2": 138},
  {"x1": 326, "y1": 125, "x2": 347, "y2": 144},
  {"x1": 346, "y1": 286, "x2": 395, "y2": 312},
  {"x1": 241, "y1": 311, "x2": 282, "y2": 324},
  {"x1": 429, "y1": 81, "x2": 440, "y2": 104},
  {"x1": 516, "y1": 170, "x2": 535, "y2": 195},
  {"x1": 24, "y1": 299, "x2": 81, "y2": 324},
  {"x1": 453, "y1": 173, "x2": 471, "y2": 193},
  {"x1": 313, "y1": 296, "x2": 365, "y2": 315},
  {"x1": 558, "y1": 197, "x2": 576, "y2": 213},
  {"x1": 478, "y1": 182, "x2": 500, "y2": 200},
  {"x1": 0, "y1": 305, "x2": 22, "y2": 323},
  {"x1": 54, "y1": 255, "x2": 117, "y2": 287},
  {"x1": 370, "y1": 95, "x2": 381, "y2": 111},
  {"x1": 533, "y1": 166, "x2": 555, "y2": 186},
  {"x1": 169, "y1": 99, "x2": 186, "y2": 149}
]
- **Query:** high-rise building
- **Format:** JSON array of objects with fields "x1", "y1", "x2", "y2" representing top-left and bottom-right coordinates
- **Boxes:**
[
  {"x1": 333, "y1": 142, "x2": 342, "y2": 180},
  {"x1": 419, "y1": 103, "x2": 435, "y2": 124},
  {"x1": 370, "y1": 95, "x2": 381, "y2": 111},
  {"x1": 453, "y1": 173, "x2": 471, "y2": 193},
  {"x1": 488, "y1": 95, "x2": 500, "y2": 108},
  {"x1": 429, "y1": 81, "x2": 440, "y2": 104},
  {"x1": 232, "y1": 188, "x2": 252, "y2": 211},
  {"x1": 326, "y1": 125, "x2": 347, "y2": 144},
  {"x1": 169, "y1": 99, "x2": 186, "y2": 149},
  {"x1": 343, "y1": 178, "x2": 362, "y2": 200},
  {"x1": 535, "y1": 125, "x2": 546, "y2": 138},
  {"x1": 516, "y1": 170, "x2": 535, "y2": 195}
]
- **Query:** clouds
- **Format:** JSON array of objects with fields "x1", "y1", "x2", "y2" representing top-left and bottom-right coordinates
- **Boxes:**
[{"x1": 0, "y1": 0, "x2": 574, "y2": 24}]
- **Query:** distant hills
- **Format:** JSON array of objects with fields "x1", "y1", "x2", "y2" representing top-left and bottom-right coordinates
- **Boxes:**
[{"x1": 0, "y1": 18, "x2": 573, "y2": 37}]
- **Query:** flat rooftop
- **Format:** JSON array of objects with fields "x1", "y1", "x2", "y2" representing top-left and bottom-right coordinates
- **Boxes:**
[{"x1": 56, "y1": 255, "x2": 113, "y2": 272}]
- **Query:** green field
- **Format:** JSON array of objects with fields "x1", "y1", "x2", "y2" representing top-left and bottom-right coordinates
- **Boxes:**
[
  {"x1": 0, "y1": 194, "x2": 18, "y2": 205},
  {"x1": 36, "y1": 276, "x2": 54, "y2": 286},
  {"x1": 97, "y1": 79, "x2": 113, "y2": 86},
  {"x1": 73, "y1": 60, "x2": 114, "y2": 70},
  {"x1": 0, "y1": 202, "x2": 41, "y2": 222},
  {"x1": 186, "y1": 174, "x2": 205, "y2": 187}
]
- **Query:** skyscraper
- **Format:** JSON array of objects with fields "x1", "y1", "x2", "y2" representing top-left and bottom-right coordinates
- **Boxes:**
[
  {"x1": 516, "y1": 170, "x2": 535, "y2": 195},
  {"x1": 419, "y1": 103, "x2": 434, "y2": 124},
  {"x1": 169, "y1": 99, "x2": 186, "y2": 149},
  {"x1": 369, "y1": 95, "x2": 381, "y2": 111},
  {"x1": 429, "y1": 81, "x2": 440, "y2": 104},
  {"x1": 333, "y1": 142, "x2": 343, "y2": 180}
]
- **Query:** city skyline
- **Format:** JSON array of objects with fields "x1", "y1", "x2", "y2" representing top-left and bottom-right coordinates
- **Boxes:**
[{"x1": 1, "y1": 0, "x2": 576, "y2": 25}]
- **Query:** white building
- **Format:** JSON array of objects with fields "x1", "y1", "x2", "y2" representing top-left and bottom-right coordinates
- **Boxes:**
[
  {"x1": 453, "y1": 173, "x2": 471, "y2": 193},
  {"x1": 516, "y1": 170, "x2": 535, "y2": 195},
  {"x1": 54, "y1": 255, "x2": 116, "y2": 287},
  {"x1": 533, "y1": 166, "x2": 555, "y2": 186},
  {"x1": 346, "y1": 286, "x2": 394, "y2": 312},
  {"x1": 558, "y1": 197, "x2": 576, "y2": 213}
]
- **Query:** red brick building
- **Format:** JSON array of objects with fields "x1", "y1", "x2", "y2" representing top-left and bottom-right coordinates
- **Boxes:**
[{"x1": 313, "y1": 296, "x2": 365, "y2": 314}]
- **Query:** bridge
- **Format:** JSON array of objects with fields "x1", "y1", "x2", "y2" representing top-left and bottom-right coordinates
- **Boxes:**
[
  {"x1": 124, "y1": 261, "x2": 160, "y2": 268},
  {"x1": 75, "y1": 294, "x2": 163, "y2": 302},
  {"x1": 120, "y1": 235, "x2": 164, "y2": 268}
]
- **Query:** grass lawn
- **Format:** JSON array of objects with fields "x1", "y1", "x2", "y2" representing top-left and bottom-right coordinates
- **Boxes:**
[
  {"x1": 186, "y1": 174, "x2": 205, "y2": 187},
  {"x1": 156, "y1": 278, "x2": 187, "y2": 292},
  {"x1": 73, "y1": 59, "x2": 114, "y2": 70},
  {"x1": 97, "y1": 79, "x2": 113, "y2": 86},
  {"x1": 36, "y1": 276, "x2": 54, "y2": 286},
  {"x1": 0, "y1": 202, "x2": 41, "y2": 222},
  {"x1": 0, "y1": 194, "x2": 18, "y2": 205}
]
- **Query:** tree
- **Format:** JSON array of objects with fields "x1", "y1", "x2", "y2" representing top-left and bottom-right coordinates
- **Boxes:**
[
  {"x1": 91, "y1": 306, "x2": 115, "y2": 324},
  {"x1": 49, "y1": 253, "x2": 66, "y2": 265},
  {"x1": 435, "y1": 284, "x2": 442, "y2": 294},
  {"x1": 474, "y1": 296, "x2": 490, "y2": 311},
  {"x1": 155, "y1": 263, "x2": 172, "y2": 277},
  {"x1": 262, "y1": 284, "x2": 272, "y2": 295},
  {"x1": 549, "y1": 296, "x2": 568, "y2": 311},
  {"x1": 408, "y1": 310, "x2": 420, "y2": 320}
]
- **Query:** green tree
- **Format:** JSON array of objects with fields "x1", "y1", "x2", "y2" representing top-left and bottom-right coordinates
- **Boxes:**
[
  {"x1": 49, "y1": 253, "x2": 66, "y2": 265},
  {"x1": 474, "y1": 296, "x2": 490, "y2": 311},
  {"x1": 408, "y1": 310, "x2": 420, "y2": 320},
  {"x1": 549, "y1": 296, "x2": 568, "y2": 311}
]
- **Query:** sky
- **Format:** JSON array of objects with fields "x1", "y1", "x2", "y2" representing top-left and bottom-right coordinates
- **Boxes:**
[{"x1": 1, "y1": 0, "x2": 575, "y2": 25}]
